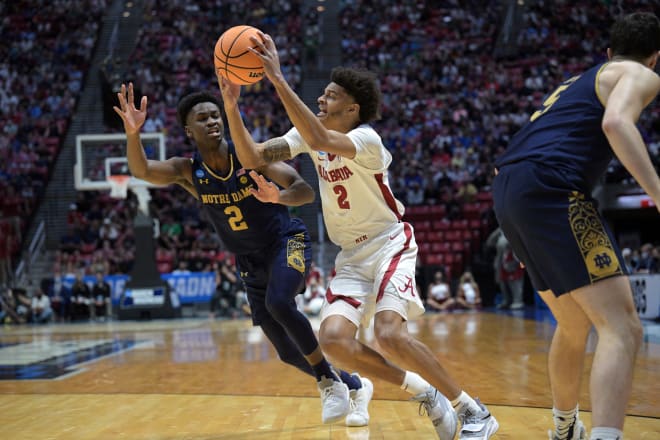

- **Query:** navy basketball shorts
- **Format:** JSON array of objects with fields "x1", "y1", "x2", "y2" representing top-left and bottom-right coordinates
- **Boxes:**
[
  {"x1": 237, "y1": 222, "x2": 312, "y2": 325},
  {"x1": 492, "y1": 162, "x2": 627, "y2": 296}
]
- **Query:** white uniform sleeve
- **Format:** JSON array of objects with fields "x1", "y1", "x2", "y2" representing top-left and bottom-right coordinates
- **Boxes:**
[
  {"x1": 282, "y1": 127, "x2": 312, "y2": 158},
  {"x1": 347, "y1": 125, "x2": 391, "y2": 171}
]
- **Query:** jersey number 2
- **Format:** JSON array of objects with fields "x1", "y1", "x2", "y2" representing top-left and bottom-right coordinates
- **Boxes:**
[
  {"x1": 224, "y1": 206, "x2": 248, "y2": 231},
  {"x1": 333, "y1": 185, "x2": 350, "y2": 209}
]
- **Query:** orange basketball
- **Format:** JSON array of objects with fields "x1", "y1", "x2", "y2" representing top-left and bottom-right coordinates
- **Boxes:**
[{"x1": 214, "y1": 25, "x2": 265, "y2": 85}]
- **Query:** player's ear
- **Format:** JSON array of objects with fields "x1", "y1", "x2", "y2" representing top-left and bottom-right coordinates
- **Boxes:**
[
  {"x1": 649, "y1": 51, "x2": 659, "y2": 70},
  {"x1": 184, "y1": 126, "x2": 192, "y2": 139},
  {"x1": 606, "y1": 48, "x2": 613, "y2": 60}
]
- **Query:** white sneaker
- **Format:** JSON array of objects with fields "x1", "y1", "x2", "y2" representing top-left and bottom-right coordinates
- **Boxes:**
[
  {"x1": 548, "y1": 417, "x2": 586, "y2": 439},
  {"x1": 318, "y1": 376, "x2": 350, "y2": 424},
  {"x1": 458, "y1": 399, "x2": 499, "y2": 439},
  {"x1": 346, "y1": 375, "x2": 373, "y2": 427},
  {"x1": 412, "y1": 386, "x2": 458, "y2": 440}
]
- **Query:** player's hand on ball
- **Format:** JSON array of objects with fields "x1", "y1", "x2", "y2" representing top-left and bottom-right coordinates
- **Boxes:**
[
  {"x1": 249, "y1": 31, "x2": 282, "y2": 82},
  {"x1": 248, "y1": 170, "x2": 280, "y2": 204},
  {"x1": 113, "y1": 82, "x2": 147, "y2": 135}
]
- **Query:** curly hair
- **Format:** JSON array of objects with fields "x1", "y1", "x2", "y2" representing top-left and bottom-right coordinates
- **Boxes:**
[
  {"x1": 610, "y1": 12, "x2": 660, "y2": 60},
  {"x1": 176, "y1": 91, "x2": 223, "y2": 127},
  {"x1": 330, "y1": 67, "x2": 382, "y2": 123}
]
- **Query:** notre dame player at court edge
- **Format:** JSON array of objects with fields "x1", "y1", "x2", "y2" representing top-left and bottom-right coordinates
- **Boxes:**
[
  {"x1": 493, "y1": 12, "x2": 660, "y2": 440},
  {"x1": 113, "y1": 83, "x2": 372, "y2": 427}
]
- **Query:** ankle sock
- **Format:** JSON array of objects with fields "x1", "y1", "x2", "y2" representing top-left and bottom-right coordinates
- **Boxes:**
[
  {"x1": 590, "y1": 427, "x2": 623, "y2": 440},
  {"x1": 400, "y1": 371, "x2": 431, "y2": 395},
  {"x1": 451, "y1": 391, "x2": 481, "y2": 417},
  {"x1": 312, "y1": 359, "x2": 339, "y2": 382},
  {"x1": 553, "y1": 405, "x2": 578, "y2": 438},
  {"x1": 339, "y1": 370, "x2": 362, "y2": 390}
]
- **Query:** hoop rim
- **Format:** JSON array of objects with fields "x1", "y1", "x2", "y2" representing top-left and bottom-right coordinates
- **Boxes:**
[
  {"x1": 107, "y1": 174, "x2": 132, "y2": 199},
  {"x1": 107, "y1": 174, "x2": 131, "y2": 183}
]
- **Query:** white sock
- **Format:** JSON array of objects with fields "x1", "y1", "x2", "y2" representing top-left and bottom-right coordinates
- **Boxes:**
[
  {"x1": 553, "y1": 405, "x2": 578, "y2": 438},
  {"x1": 400, "y1": 371, "x2": 431, "y2": 395},
  {"x1": 450, "y1": 390, "x2": 481, "y2": 416},
  {"x1": 590, "y1": 427, "x2": 623, "y2": 440}
]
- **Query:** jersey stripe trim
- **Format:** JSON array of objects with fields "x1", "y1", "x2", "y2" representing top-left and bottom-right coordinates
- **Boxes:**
[
  {"x1": 376, "y1": 222, "x2": 413, "y2": 302},
  {"x1": 594, "y1": 62, "x2": 609, "y2": 107},
  {"x1": 325, "y1": 286, "x2": 361, "y2": 308},
  {"x1": 202, "y1": 154, "x2": 234, "y2": 181},
  {"x1": 375, "y1": 173, "x2": 402, "y2": 220}
]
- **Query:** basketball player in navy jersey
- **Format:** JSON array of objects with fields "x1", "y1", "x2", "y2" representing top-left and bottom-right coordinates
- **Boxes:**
[
  {"x1": 113, "y1": 83, "x2": 371, "y2": 426},
  {"x1": 493, "y1": 12, "x2": 660, "y2": 440}
]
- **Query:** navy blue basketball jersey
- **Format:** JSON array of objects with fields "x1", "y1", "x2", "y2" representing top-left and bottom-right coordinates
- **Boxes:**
[
  {"x1": 190, "y1": 144, "x2": 293, "y2": 255},
  {"x1": 495, "y1": 63, "x2": 612, "y2": 191}
]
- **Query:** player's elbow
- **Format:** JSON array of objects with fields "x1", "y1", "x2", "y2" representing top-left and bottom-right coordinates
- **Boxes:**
[
  {"x1": 292, "y1": 181, "x2": 315, "y2": 205},
  {"x1": 601, "y1": 114, "x2": 629, "y2": 137},
  {"x1": 301, "y1": 185, "x2": 316, "y2": 204},
  {"x1": 128, "y1": 165, "x2": 146, "y2": 180}
]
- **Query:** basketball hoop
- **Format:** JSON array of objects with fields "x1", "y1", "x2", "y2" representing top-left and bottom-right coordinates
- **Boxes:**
[{"x1": 107, "y1": 175, "x2": 131, "y2": 199}]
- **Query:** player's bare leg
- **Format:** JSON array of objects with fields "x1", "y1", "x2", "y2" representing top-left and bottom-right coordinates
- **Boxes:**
[
  {"x1": 540, "y1": 290, "x2": 591, "y2": 439},
  {"x1": 373, "y1": 311, "x2": 498, "y2": 439},
  {"x1": 372, "y1": 310, "x2": 461, "y2": 396},
  {"x1": 539, "y1": 290, "x2": 591, "y2": 410},
  {"x1": 570, "y1": 276, "x2": 643, "y2": 431},
  {"x1": 320, "y1": 315, "x2": 407, "y2": 384},
  {"x1": 320, "y1": 314, "x2": 458, "y2": 439}
]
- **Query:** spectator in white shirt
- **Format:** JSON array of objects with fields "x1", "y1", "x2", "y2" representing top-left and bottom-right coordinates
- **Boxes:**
[{"x1": 31, "y1": 287, "x2": 53, "y2": 324}]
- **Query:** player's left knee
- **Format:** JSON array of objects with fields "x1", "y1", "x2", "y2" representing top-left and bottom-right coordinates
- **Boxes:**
[
  {"x1": 264, "y1": 295, "x2": 294, "y2": 320},
  {"x1": 374, "y1": 325, "x2": 408, "y2": 353}
]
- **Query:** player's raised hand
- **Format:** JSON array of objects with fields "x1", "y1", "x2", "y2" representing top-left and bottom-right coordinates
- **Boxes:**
[
  {"x1": 113, "y1": 82, "x2": 147, "y2": 135},
  {"x1": 249, "y1": 31, "x2": 282, "y2": 83},
  {"x1": 248, "y1": 170, "x2": 280, "y2": 204},
  {"x1": 217, "y1": 75, "x2": 241, "y2": 108}
]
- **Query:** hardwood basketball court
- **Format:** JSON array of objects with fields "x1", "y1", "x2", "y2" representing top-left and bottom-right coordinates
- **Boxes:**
[{"x1": 0, "y1": 310, "x2": 658, "y2": 439}]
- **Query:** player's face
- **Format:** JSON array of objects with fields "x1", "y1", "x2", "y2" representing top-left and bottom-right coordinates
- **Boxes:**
[
  {"x1": 185, "y1": 102, "x2": 224, "y2": 146},
  {"x1": 316, "y1": 83, "x2": 358, "y2": 128}
]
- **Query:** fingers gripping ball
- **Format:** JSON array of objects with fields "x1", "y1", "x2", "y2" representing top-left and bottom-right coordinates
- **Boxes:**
[{"x1": 214, "y1": 25, "x2": 265, "y2": 85}]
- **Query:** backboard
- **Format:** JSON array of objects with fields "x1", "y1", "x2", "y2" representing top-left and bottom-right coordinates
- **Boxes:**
[{"x1": 74, "y1": 133, "x2": 167, "y2": 191}]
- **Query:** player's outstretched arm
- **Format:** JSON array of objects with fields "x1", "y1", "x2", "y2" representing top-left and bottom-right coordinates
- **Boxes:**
[
  {"x1": 602, "y1": 63, "x2": 660, "y2": 211},
  {"x1": 248, "y1": 32, "x2": 357, "y2": 158},
  {"x1": 218, "y1": 75, "x2": 295, "y2": 167},
  {"x1": 250, "y1": 164, "x2": 315, "y2": 207},
  {"x1": 113, "y1": 82, "x2": 193, "y2": 190},
  {"x1": 217, "y1": 76, "x2": 267, "y2": 168}
]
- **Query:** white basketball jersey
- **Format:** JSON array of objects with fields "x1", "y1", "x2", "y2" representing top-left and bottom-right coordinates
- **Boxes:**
[{"x1": 284, "y1": 125, "x2": 405, "y2": 250}]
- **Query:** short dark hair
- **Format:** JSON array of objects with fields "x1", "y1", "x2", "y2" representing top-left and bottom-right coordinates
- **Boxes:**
[
  {"x1": 610, "y1": 12, "x2": 660, "y2": 59},
  {"x1": 176, "y1": 91, "x2": 223, "y2": 127},
  {"x1": 330, "y1": 67, "x2": 382, "y2": 123}
]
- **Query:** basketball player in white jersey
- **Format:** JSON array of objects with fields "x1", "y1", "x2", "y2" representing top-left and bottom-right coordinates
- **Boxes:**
[{"x1": 217, "y1": 31, "x2": 498, "y2": 440}]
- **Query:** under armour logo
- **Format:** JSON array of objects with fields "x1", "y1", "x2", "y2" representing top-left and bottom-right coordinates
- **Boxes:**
[
  {"x1": 199, "y1": 178, "x2": 209, "y2": 184},
  {"x1": 397, "y1": 276, "x2": 415, "y2": 296},
  {"x1": 593, "y1": 253, "x2": 612, "y2": 269}
]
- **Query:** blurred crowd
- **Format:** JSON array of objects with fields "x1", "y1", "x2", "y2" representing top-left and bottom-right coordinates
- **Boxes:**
[
  {"x1": 338, "y1": 0, "x2": 660, "y2": 208},
  {"x1": 0, "y1": 0, "x2": 108, "y2": 280},
  {"x1": 1, "y1": 1, "x2": 658, "y2": 323}
]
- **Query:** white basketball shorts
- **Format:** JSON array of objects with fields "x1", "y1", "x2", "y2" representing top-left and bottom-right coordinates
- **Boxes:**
[{"x1": 320, "y1": 222, "x2": 425, "y2": 328}]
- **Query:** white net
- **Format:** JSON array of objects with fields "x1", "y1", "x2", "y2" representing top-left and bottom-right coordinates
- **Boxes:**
[{"x1": 108, "y1": 175, "x2": 131, "y2": 199}]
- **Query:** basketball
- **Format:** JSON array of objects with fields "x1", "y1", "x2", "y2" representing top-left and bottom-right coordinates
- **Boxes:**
[{"x1": 214, "y1": 25, "x2": 265, "y2": 85}]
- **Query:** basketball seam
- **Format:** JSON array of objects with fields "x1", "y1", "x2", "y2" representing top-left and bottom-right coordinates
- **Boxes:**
[{"x1": 214, "y1": 26, "x2": 263, "y2": 85}]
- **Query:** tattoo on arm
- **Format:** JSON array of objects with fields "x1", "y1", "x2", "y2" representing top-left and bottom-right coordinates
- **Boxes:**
[{"x1": 262, "y1": 138, "x2": 292, "y2": 163}]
